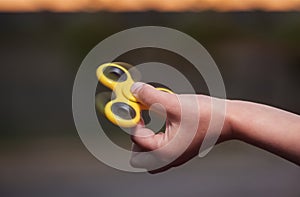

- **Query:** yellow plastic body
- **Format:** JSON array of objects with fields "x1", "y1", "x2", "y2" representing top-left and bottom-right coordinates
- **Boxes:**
[{"x1": 96, "y1": 63, "x2": 173, "y2": 127}]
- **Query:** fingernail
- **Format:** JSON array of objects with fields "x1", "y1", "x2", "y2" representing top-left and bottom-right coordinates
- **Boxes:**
[{"x1": 130, "y1": 82, "x2": 144, "y2": 96}]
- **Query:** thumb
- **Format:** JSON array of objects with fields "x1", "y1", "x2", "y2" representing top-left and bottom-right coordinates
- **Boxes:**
[{"x1": 130, "y1": 82, "x2": 175, "y2": 108}]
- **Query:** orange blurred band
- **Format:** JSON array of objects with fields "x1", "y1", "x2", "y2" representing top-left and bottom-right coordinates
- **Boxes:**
[{"x1": 0, "y1": 0, "x2": 300, "y2": 12}]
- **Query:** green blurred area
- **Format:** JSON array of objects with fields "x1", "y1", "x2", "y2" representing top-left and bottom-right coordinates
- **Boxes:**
[
  {"x1": 0, "y1": 12, "x2": 299, "y2": 197},
  {"x1": 1, "y1": 11, "x2": 300, "y2": 139}
]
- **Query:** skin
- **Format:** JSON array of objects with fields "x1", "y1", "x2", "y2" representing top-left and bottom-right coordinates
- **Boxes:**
[{"x1": 129, "y1": 82, "x2": 300, "y2": 173}]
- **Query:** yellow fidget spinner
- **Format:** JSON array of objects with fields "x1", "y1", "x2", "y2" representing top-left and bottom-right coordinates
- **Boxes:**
[{"x1": 96, "y1": 62, "x2": 173, "y2": 128}]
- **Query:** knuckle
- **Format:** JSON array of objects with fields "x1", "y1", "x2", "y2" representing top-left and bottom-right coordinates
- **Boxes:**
[
  {"x1": 138, "y1": 85, "x2": 152, "y2": 103},
  {"x1": 130, "y1": 157, "x2": 141, "y2": 168}
]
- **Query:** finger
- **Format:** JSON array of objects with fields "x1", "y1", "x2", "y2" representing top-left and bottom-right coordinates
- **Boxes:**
[
  {"x1": 130, "y1": 82, "x2": 179, "y2": 114},
  {"x1": 130, "y1": 120, "x2": 164, "y2": 151},
  {"x1": 130, "y1": 143, "x2": 160, "y2": 169},
  {"x1": 130, "y1": 143, "x2": 174, "y2": 172}
]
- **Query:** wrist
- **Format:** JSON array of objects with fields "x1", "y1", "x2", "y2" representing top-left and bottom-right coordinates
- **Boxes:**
[
  {"x1": 216, "y1": 99, "x2": 235, "y2": 143},
  {"x1": 195, "y1": 95, "x2": 235, "y2": 143},
  {"x1": 226, "y1": 99, "x2": 250, "y2": 141}
]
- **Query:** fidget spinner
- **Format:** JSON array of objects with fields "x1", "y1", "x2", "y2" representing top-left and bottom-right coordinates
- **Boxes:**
[{"x1": 96, "y1": 62, "x2": 173, "y2": 127}]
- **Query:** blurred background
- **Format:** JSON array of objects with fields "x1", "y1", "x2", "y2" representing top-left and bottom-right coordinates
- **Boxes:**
[{"x1": 1, "y1": 0, "x2": 300, "y2": 196}]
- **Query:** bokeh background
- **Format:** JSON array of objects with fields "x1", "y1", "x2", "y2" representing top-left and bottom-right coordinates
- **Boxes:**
[{"x1": 1, "y1": 1, "x2": 300, "y2": 196}]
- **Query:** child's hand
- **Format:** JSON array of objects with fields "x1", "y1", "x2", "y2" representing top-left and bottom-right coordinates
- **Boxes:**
[
  {"x1": 129, "y1": 82, "x2": 300, "y2": 173},
  {"x1": 129, "y1": 82, "x2": 232, "y2": 173}
]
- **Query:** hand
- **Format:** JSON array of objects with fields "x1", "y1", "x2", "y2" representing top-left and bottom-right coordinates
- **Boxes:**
[
  {"x1": 129, "y1": 82, "x2": 232, "y2": 173},
  {"x1": 129, "y1": 82, "x2": 300, "y2": 173}
]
